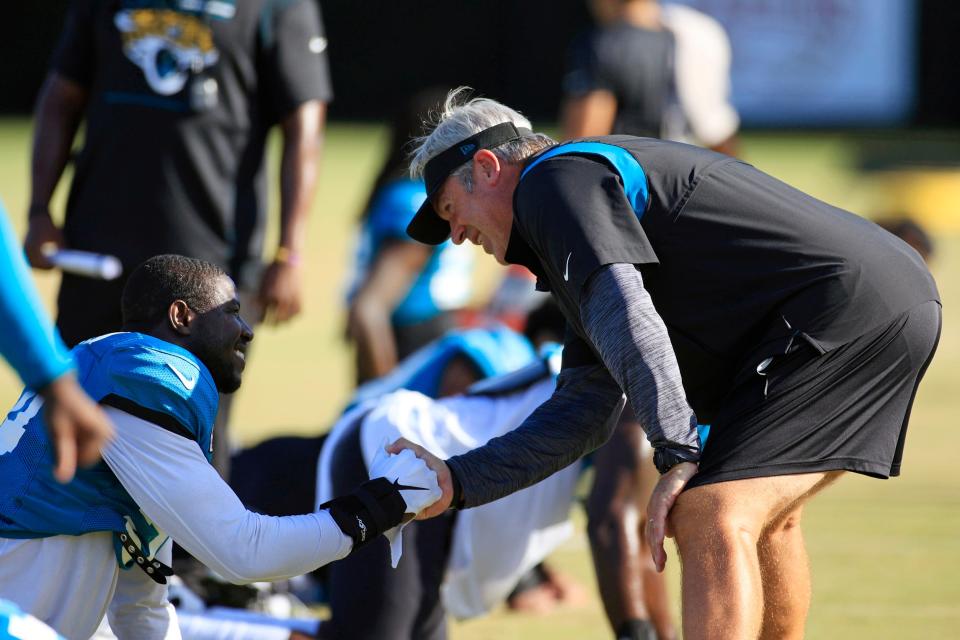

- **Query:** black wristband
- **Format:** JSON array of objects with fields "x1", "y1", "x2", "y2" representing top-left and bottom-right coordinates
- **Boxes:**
[
  {"x1": 319, "y1": 477, "x2": 407, "y2": 550},
  {"x1": 615, "y1": 618, "x2": 657, "y2": 640},
  {"x1": 653, "y1": 447, "x2": 698, "y2": 475}
]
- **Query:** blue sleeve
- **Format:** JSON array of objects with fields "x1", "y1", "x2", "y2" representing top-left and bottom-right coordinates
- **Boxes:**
[
  {"x1": 366, "y1": 181, "x2": 428, "y2": 241},
  {"x1": 0, "y1": 202, "x2": 73, "y2": 389},
  {"x1": 100, "y1": 346, "x2": 218, "y2": 455}
]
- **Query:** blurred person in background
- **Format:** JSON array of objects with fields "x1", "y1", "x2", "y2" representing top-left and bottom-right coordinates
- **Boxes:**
[
  {"x1": 877, "y1": 216, "x2": 935, "y2": 263},
  {"x1": 24, "y1": 0, "x2": 333, "y2": 478},
  {"x1": 562, "y1": 0, "x2": 738, "y2": 155},
  {"x1": 346, "y1": 88, "x2": 474, "y2": 384}
]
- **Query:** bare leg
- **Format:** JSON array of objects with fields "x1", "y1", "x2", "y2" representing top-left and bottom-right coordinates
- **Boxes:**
[
  {"x1": 670, "y1": 472, "x2": 842, "y2": 640},
  {"x1": 758, "y1": 471, "x2": 843, "y2": 640}
]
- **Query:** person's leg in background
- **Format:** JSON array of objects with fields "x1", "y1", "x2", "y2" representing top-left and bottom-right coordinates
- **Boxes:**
[{"x1": 587, "y1": 408, "x2": 674, "y2": 640}]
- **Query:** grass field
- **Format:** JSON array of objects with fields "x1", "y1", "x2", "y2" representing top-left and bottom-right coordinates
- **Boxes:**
[{"x1": 0, "y1": 119, "x2": 957, "y2": 638}]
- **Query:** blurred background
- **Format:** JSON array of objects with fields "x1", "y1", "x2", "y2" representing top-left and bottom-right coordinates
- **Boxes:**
[{"x1": 1, "y1": 1, "x2": 958, "y2": 638}]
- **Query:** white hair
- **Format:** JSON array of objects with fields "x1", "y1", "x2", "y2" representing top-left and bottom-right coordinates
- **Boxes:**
[{"x1": 409, "y1": 87, "x2": 556, "y2": 190}]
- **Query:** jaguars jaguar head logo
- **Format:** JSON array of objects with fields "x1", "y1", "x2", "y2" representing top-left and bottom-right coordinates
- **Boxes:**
[{"x1": 114, "y1": 9, "x2": 219, "y2": 96}]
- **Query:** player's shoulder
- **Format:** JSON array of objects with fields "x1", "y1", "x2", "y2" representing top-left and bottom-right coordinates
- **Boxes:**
[
  {"x1": 466, "y1": 343, "x2": 561, "y2": 398},
  {"x1": 661, "y1": 3, "x2": 730, "y2": 44},
  {"x1": 367, "y1": 178, "x2": 428, "y2": 235},
  {"x1": 80, "y1": 332, "x2": 218, "y2": 439}
]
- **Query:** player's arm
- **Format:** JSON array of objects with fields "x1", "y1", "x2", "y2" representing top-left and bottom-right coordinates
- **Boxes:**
[
  {"x1": 0, "y1": 204, "x2": 112, "y2": 482},
  {"x1": 559, "y1": 31, "x2": 617, "y2": 139},
  {"x1": 258, "y1": 99, "x2": 325, "y2": 324},
  {"x1": 100, "y1": 408, "x2": 436, "y2": 582},
  {"x1": 25, "y1": 73, "x2": 88, "y2": 269},
  {"x1": 26, "y1": 0, "x2": 94, "y2": 269},
  {"x1": 561, "y1": 91, "x2": 618, "y2": 140},
  {"x1": 258, "y1": 0, "x2": 332, "y2": 323},
  {"x1": 347, "y1": 239, "x2": 431, "y2": 382}
]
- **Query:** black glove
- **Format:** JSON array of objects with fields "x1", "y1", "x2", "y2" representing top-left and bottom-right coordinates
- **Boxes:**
[{"x1": 318, "y1": 477, "x2": 407, "y2": 551}]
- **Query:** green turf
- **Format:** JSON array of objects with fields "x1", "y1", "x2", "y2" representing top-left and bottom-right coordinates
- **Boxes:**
[{"x1": 0, "y1": 119, "x2": 957, "y2": 638}]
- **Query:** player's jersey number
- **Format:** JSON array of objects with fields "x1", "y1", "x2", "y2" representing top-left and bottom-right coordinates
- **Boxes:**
[{"x1": 0, "y1": 391, "x2": 42, "y2": 455}]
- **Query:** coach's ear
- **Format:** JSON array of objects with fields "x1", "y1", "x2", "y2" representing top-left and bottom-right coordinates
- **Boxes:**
[{"x1": 168, "y1": 299, "x2": 197, "y2": 335}]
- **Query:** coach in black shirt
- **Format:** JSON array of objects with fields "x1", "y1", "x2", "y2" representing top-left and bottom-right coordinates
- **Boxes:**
[
  {"x1": 25, "y1": 0, "x2": 332, "y2": 475},
  {"x1": 393, "y1": 90, "x2": 941, "y2": 640}
]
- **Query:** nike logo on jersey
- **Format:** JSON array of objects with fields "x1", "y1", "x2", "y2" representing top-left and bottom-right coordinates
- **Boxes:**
[
  {"x1": 563, "y1": 252, "x2": 573, "y2": 282},
  {"x1": 167, "y1": 363, "x2": 197, "y2": 390}
]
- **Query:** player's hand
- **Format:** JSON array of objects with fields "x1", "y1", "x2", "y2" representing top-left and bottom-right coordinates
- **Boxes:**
[
  {"x1": 24, "y1": 209, "x2": 65, "y2": 270},
  {"x1": 645, "y1": 461, "x2": 698, "y2": 572},
  {"x1": 40, "y1": 372, "x2": 114, "y2": 483},
  {"x1": 387, "y1": 438, "x2": 453, "y2": 520},
  {"x1": 258, "y1": 259, "x2": 303, "y2": 325}
]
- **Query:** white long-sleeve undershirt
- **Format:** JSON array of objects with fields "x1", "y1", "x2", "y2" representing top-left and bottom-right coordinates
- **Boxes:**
[{"x1": 101, "y1": 407, "x2": 353, "y2": 584}]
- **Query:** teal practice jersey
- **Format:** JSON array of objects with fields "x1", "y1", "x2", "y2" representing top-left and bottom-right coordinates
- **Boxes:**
[{"x1": 0, "y1": 332, "x2": 218, "y2": 541}]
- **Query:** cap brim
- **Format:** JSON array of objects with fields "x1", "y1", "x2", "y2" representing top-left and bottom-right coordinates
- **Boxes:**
[{"x1": 406, "y1": 198, "x2": 452, "y2": 245}]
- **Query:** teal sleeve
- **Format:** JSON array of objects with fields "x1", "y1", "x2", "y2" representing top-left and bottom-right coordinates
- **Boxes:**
[{"x1": 0, "y1": 202, "x2": 73, "y2": 389}]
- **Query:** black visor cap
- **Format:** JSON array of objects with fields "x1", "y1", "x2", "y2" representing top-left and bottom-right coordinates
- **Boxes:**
[{"x1": 407, "y1": 122, "x2": 531, "y2": 245}]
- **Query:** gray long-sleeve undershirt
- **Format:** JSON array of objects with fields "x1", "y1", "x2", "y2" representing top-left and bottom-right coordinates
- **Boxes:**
[
  {"x1": 447, "y1": 263, "x2": 699, "y2": 509},
  {"x1": 581, "y1": 263, "x2": 700, "y2": 455}
]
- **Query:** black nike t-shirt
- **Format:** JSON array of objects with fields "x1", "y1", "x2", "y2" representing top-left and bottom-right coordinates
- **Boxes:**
[
  {"x1": 507, "y1": 137, "x2": 940, "y2": 419},
  {"x1": 52, "y1": 0, "x2": 333, "y2": 288}
]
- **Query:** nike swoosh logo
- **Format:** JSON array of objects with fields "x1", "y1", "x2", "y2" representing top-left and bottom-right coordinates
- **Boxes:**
[
  {"x1": 167, "y1": 363, "x2": 197, "y2": 390},
  {"x1": 393, "y1": 480, "x2": 428, "y2": 491},
  {"x1": 563, "y1": 252, "x2": 573, "y2": 282}
]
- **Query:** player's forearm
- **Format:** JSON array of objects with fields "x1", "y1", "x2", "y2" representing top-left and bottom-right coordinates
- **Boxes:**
[
  {"x1": 447, "y1": 364, "x2": 626, "y2": 508},
  {"x1": 348, "y1": 298, "x2": 399, "y2": 382},
  {"x1": 29, "y1": 73, "x2": 87, "y2": 213},
  {"x1": 277, "y1": 100, "x2": 325, "y2": 255},
  {"x1": 0, "y1": 205, "x2": 72, "y2": 388},
  {"x1": 580, "y1": 263, "x2": 700, "y2": 460},
  {"x1": 101, "y1": 409, "x2": 353, "y2": 583}
]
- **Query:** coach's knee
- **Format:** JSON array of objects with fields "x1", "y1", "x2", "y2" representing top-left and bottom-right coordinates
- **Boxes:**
[{"x1": 670, "y1": 488, "x2": 764, "y2": 565}]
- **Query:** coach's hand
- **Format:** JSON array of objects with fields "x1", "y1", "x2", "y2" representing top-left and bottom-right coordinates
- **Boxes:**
[
  {"x1": 24, "y1": 209, "x2": 64, "y2": 270},
  {"x1": 258, "y1": 259, "x2": 303, "y2": 324},
  {"x1": 646, "y1": 461, "x2": 698, "y2": 573},
  {"x1": 387, "y1": 438, "x2": 453, "y2": 520},
  {"x1": 41, "y1": 372, "x2": 114, "y2": 483}
]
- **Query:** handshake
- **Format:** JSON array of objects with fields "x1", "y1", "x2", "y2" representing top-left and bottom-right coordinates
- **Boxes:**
[{"x1": 320, "y1": 441, "x2": 446, "y2": 560}]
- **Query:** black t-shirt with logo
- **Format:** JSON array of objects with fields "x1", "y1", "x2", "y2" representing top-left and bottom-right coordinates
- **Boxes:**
[
  {"x1": 53, "y1": 0, "x2": 333, "y2": 288},
  {"x1": 506, "y1": 137, "x2": 939, "y2": 420}
]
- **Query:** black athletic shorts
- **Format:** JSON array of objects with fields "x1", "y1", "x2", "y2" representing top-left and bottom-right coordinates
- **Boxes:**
[{"x1": 687, "y1": 300, "x2": 942, "y2": 488}]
